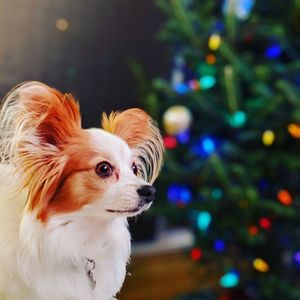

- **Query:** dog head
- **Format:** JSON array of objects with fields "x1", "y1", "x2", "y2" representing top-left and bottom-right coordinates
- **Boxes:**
[{"x1": 1, "y1": 82, "x2": 164, "y2": 222}]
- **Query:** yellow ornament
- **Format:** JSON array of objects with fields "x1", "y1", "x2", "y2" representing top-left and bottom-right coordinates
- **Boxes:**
[
  {"x1": 163, "y1": 105, "x2": 192, "y2": 135},
  {"x1": 253, "y1": 258, "x2": 269, "y2": 273},
  {"x1": 208, "y1": 34, "x2": 222, "y2": 51},
  {"x1": 262, "y1": 130, "x2": 275, "y2": 146}
]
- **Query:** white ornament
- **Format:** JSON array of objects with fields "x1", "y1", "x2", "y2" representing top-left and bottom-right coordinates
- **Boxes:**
[{"x1": 163, "y1": 105, "x2": 192, "y2": 135}]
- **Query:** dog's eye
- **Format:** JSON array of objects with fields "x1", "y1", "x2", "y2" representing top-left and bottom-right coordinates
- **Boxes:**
[
  {"x1": 95, "y1": 162, "x2": 113, "y2": 178},
  {"x1": 132, "y1": 162, "x2": 138, "y2": 176}
]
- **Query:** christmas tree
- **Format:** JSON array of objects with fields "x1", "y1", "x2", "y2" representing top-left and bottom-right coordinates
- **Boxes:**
[{"x1": 132, "y1": 0, "x2": 300, "y2": 299}]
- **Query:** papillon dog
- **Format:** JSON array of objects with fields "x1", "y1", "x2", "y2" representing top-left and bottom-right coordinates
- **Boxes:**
[{"x1": 0, "y1": 82, "x2": 164, "y2": 300}]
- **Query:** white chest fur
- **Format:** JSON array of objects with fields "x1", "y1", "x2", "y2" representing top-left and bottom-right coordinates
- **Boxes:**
[{"x1": 0, "y1": 189, "x2": 131, "y2": 300}]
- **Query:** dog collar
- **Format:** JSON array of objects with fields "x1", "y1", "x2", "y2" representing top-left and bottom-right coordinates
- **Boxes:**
[{"x1": 85, "y1": 258, "x2": 96, "y2": 289}]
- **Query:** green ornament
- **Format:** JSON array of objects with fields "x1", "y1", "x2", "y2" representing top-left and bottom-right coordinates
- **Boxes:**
[{"x1": 228, "y1": 111, "x2": 247, "y2": 127}]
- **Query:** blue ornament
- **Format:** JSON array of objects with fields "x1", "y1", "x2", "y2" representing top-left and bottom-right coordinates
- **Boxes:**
[
  {"x1": 265, "y1": 44, "x2": 282, "y2": 59},
  {"x1": 176, "y1": 130, "x2": 190, "y2": 144},
  {"x1": 214, "y1": 239, "x2": 225, "y2": 252},
  {"x1": 167, "y1": 184, "x2": 192, "y2": 205},
  {"x1": 202, "y1": 137, "x2": 216, "y2": 155},
  {"x1": 192, "y1": 136, "x2": 217, "y2": 157},
  {"x1": 173, "y1": 82, "x2": 189, "y2": 94}
]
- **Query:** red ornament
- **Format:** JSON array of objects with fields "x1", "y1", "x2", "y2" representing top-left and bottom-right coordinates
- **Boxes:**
[
  {"x1": 163, "y1": 136, "x2": 177, "y2": 149},
  {"x1": 259, "y1": 217, "x2": 271, "y2": 230},
  {"x1": 190, "y1": 248, "x2": 202, "y2": 261}
]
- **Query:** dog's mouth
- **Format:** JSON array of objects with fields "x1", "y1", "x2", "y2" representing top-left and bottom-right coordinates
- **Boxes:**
[
  {"x1": 106, "y1": 202, "x2": 152, "y2": 214},
  {"x1": 106, "y1": 208, "x2": 140, "y2": 214}
]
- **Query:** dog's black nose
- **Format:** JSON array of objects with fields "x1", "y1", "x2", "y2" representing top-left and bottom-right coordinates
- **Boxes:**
[{"x1": 137, "y1": 185, "x2": 156, "y2": 203}]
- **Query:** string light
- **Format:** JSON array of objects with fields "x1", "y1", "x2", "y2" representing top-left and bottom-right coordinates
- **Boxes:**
[
  {"x1": 219, "y1": 296, "x2": 230, "y2": 300},
  {"x1": 167, "y1": 184, "x2": 192, "y2": 205},
  {"x1": 239, "y1": 200, "x2": 249, "y2": 209},
  {"x1": 294, "y1": 251, "x2": 300, "y2": 263},
  {"x1": 176, "y1": 130, "x2": 190, "y2": 144},
  {"x1": 190, "y1": 248, "x2": 202, "y2": 261},
  {"x1": 214, "y1": 239, "x2": 225, "y2": 252},
  {"x1": 277, "y1": 189, "x2": 293, "y2": 206},
  {"x1": 259, "y1": 217, "x2": 271, "y2": 230},
  {"x1": 262, "y1": 130, "x2": 275, "y2": 146},
  {"x1": 282, "y1": 251, "x2": 293, "y2": 267},
  {"x1": 248, "y1": 225, "x2": 259, "y2": 236},
  {"x1": 203, "y1": 138, "x2": 215, "y2": 154},
  {"x1": 163, "y1": 136, "x2": 178, "y2": 149},
  {"x1": 56, "y1": 18, "x2": 69, "y2": 31},
  {"x1": 265, "y1": 44, "x2": 282, "y2": 59},
  {"x1": 213, "y1": 20, "x2": 225, "y2": 32},
  {"x1": 212, "y1": 188, "x2": 223, "y2": 200},
  {"x1": 223, "y1": 0, "x2": 255, "y2": 20},
  {"x1": 188, "y1": 79, "x2": 201, "y2": 91},
  {"x1": 219, "y1": 272, "x2": 239, "y2": 288},
  {"x1": 288, "y1": 123, "x2": 300, "y2": 138},
  {"x1": 195, "y1": 137, "x2": 217, "y2": 157},
  {"x1": 258, "y1": 179, "x2": 268, "y2": 192},
  {"x1": 200, "y1": 75, "x2": 216, "y2": 89},
  {"x1": 193, "y1": 136, "x2": 217, "y2": 157},
  {"x1": 229, "y1": 111, "x2": 247, "y2": 127},
  {"x1": 197, "y1": 211, "x2": 212, "y2": 232},
  {"x1": 209, "y1": 34, "x2": 222, "y2": 51},
  {"x1": 206, "y1": 54, "x2": 217, "y2": 64},
  {"x1": 253, "y1": 258, "x2": 269, "y2": 272},
  {"x1": 174, "y1": 82, "x2": 189, "y2": 94}
]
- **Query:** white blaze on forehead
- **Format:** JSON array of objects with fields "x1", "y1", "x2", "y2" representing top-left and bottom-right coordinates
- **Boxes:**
[{"x1": 85, "y1": 128, "x2": 133, "y2": 166}]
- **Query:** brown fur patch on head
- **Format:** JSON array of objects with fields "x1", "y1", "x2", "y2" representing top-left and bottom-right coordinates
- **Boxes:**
[{"x1": 101, "y1": 108, "x2": 164, "y2": 183}]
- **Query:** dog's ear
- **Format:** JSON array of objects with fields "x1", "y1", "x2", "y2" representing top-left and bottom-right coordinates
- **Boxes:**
[
  {"x1": 14, "y1": 81, "x2": 82, "y2": 147},
  {"x1": 1, "y1": 82, "x2": 82, "y2": 220},
  {"x1": 102, "y1": 108, "x2": 164, "y2": 183}
]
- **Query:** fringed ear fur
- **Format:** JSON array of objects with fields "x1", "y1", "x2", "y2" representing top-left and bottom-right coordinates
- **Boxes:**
[
  {"x1": 102, "y1": 108, "x2": 164, "y2": 183},
  {"x1": 0, "y1": 81, "x2": 82, "y2": 219}
]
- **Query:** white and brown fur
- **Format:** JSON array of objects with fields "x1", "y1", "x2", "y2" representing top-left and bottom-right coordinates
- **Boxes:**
[{"x1": 0, "y1": 82, "x2": 164, "y2": 300}]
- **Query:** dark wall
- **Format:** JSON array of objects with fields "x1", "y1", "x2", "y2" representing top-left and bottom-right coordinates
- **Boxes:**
[{"x1": 0, "y1": 0, "x2": 168, "y2": 127}]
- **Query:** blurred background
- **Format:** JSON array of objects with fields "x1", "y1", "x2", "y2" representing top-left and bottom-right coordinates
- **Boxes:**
[
  {"x1": 1, "y1": 0, "x2": 300, "y2": 300},
  {"x1": 0, "y1": 0, "x2": 168, "y2": 127}
]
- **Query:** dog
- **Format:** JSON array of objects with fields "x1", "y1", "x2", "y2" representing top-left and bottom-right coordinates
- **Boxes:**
[{"x1": 0, "y1": 82, "x2": 164, "y2": 300}]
